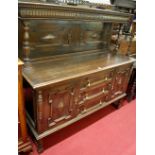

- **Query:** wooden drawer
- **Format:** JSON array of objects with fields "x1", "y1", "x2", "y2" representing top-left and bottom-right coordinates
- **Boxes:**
[
  {"x1": 117, "y1": 63, "x2": 132, "y2": 71},
  {"x1": 77, "y1": 69, "x2": 114, "y2": 112},
  {"x1": 80, "y1": 69, "x2": 114, "y2": 91},
  {"x1": 84, "y1": 83, "x2": 111, "y2": 111}
]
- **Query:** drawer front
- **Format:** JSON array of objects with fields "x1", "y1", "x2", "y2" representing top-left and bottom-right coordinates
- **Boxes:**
[
  {"x1": 78, "y1": 83, "x2": 111, "y2": 112},
  {"x1": 117, "y1": 63, "x2": 132, "y2": 71},
  {"x1": 80, "y1": 69, "x2": 114, "y2": 91},
  {"x1": 77, "y1": 69, "x2": 114, "y2": 113}
]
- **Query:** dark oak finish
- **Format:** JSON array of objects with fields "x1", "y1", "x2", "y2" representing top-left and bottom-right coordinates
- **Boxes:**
[
  {"x1": 127, "y1": 62, "x2": 136, "y2": 102},
  {"x1": 18, "y1": 1, "x2": 135, "y2": 153},
  {"x1": 18, "y1": 59, "x2": 32, "y2": 153}
]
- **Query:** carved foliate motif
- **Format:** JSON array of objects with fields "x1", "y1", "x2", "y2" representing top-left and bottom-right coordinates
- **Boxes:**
[
  {"x1": 111, "y1": 67, "x2": 131, "y2": 98},
  {"x1": 47, "y1": 88, "x2": 73, "y2": 127}
]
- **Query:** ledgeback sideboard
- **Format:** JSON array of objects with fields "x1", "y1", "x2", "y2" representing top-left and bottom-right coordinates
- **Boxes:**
[{"x1": 18, "y1": 1, "x2": 135, "y2": 152}]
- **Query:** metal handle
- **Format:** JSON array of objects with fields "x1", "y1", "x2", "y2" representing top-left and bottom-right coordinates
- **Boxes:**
[
  {"x1": 102, "y1": 88, "x2": 109, "y2": 94},
  {"x1": 86, "y1": 80, "x2": 91, "y2": 87}
]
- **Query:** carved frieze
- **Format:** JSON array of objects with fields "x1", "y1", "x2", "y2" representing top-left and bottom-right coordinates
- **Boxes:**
[
  {"x1": 20, "y1": 8, "x2": 128, "y2": 22},
  {"x1": 18, "y1": 2, "x2": 130, "y2": 23}
]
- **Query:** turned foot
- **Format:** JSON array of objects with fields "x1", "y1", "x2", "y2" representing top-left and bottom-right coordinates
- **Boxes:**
[
  {"x1": 37, "y1": 140, "x2": 44, "y2": 153},
  {"x1": 112, "y1": 99, "x2": 124, "y2": 109},
  {"x1": 112, "y1": 101, "x2": 120, "y2": 109}
]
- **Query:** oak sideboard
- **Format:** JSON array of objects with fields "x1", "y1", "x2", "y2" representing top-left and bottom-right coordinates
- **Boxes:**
[{"x1": 18, "y1": 1, "x2": 135, "y2": 152}]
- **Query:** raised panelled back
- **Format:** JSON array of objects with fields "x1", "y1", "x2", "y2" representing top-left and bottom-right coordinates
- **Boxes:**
[{"x1": 19, "y1": 20, "x2": 113, "y2": 60}]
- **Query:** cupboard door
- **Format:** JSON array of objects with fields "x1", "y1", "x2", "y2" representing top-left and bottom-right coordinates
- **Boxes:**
[
  {"x1": 111, "y1": 65, "x2": 132, "y2": 99},
  {"x1": 47, "y1": 83, "x2": 80, "y2": 128},
  {"x1": 48, "y1": 90, "x2": 72, "y2": 127}
]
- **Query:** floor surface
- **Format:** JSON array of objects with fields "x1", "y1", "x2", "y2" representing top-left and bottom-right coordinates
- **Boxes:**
[{"x1": 22, "y1": 99, "x2": 136, "y2": 155}]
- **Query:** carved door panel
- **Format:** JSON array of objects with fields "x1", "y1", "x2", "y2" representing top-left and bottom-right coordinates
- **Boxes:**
[
  {"x1": 47, "y1": 83, "x2": 80, "y2": 128},
  {"x1": 48, "y1": 90, "x2": 71, "y2": 128},
  {"x1": 111, "y1": 66, "x2": 131, "y2": 99}
]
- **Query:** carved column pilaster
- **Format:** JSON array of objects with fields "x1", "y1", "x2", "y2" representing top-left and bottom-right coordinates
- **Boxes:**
[
  {"x1": 23, "y1": 21, "x2": 30, "y2": 63},
  {"x1": 37, "y1": 90, "x2": 44, "y2": 133},
  {"x1": 115, "y1": 23, "x2": 123, "y2": 53}
]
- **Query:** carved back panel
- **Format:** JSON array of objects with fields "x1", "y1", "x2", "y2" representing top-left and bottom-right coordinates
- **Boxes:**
[
  {"x1": 18, "y1": 2, "x2": 132, "y2": 62},
  {"x1": 19, "y1": 20, "x2": 113, "y2": 60}
]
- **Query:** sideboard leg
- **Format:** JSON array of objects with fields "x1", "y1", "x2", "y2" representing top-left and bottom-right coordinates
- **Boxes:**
[
  {"x1": 127, "y1": 79, "x2": 136, "y2": 102},
  {"x1": 37, "y1": 139, "x2": 44, "y2": 153},
  {"x1": 112, "y1": 100, "x2": 120, "y2": 109},
  {"x1": 112, "y1": 98, "x2": 124, "y2": 109}
]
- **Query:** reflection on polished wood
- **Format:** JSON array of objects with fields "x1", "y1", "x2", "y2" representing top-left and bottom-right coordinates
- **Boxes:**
[{"x1": 23, "y1": 52, "x2": 134, "y2": 89}]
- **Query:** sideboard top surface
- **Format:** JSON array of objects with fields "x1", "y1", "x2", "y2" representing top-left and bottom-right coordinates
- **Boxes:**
[{"x1": 23, "y1": 53, "x2": 135, "y2": 89}]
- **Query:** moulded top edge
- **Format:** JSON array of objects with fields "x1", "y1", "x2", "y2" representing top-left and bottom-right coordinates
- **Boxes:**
[{"x1": 18, "y1": 1, "x2": 133, "y2": 18}]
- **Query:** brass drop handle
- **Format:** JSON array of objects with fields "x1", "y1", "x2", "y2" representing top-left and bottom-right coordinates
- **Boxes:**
[
  {"x1": 105, "y1": 77, "x2": 108, "y2": 81},
  {"x1": 85, "y1": 93, "x2": 88, "y2": 99},
  {"x1": 86, "y1": 80, "x2": 91, "y2": 87},
  {"x1": 102, "y1": 88, "x2": 109, "y2": 94},
  {"x1": 103, "y1": 76, "x2": 111, "y2": 82}
]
